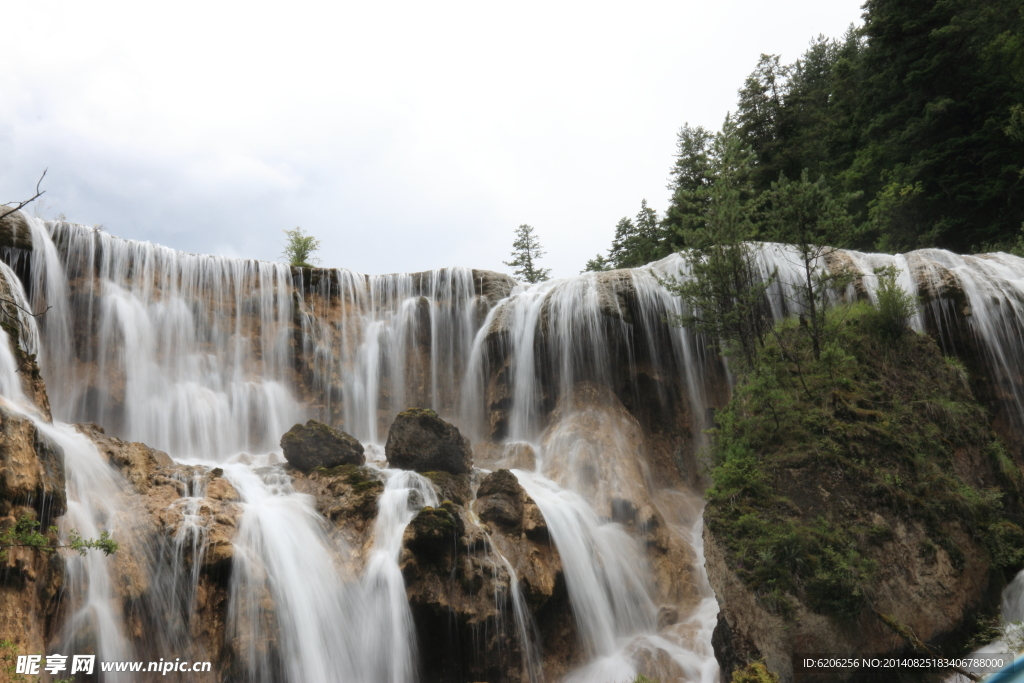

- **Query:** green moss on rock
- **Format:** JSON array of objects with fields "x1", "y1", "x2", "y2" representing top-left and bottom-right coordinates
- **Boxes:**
[{"x1": 705, "y1": 304, "x2": 1024, "y2": 621}]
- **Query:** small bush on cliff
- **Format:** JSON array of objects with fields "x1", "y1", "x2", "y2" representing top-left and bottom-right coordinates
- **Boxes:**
[
  {"x1": 281, "y1": 227, "x2": 321, "y2": 268},
  {"x1": 0, "y1": 513, "x2": 118, "y2": 562},
  {"x1": 865, "y1": 265, "x2": 918, "y2": 342},
  {"x1": 705, "y1": 303, "x2": 1024, "y2": 621}
]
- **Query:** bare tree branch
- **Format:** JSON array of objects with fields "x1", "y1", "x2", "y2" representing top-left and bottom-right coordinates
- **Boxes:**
[
  {"x1": 0, "y1": 170, "x2": 47, "y2": 222},
  {"x1": 0, "y1": 296, "x2": 50, "y2": 318}
]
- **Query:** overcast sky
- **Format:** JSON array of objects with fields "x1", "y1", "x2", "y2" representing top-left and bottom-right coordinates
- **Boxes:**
[{"x1": 0, "y1": 0, "x2": 864, "y2": 278}]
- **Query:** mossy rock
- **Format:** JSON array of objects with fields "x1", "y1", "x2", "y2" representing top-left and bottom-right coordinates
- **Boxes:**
[
  {"x1": 704, "y1": 304, "x2": 1024, "y2": 622},
  {"x1": 404, "y1": 502, "x2": 465, "y2": 563},
  {"x1": 280, "y1": 420, "x2": 364, "y2": 471},
  {"x1": 422, "y1": 470, "x2": 471, "y2": 506},
  {"x1": 385, "y1": 408, "x2": 473, "y2": 474},
  {"x1": 730, "y1": 661, "x2": 779, "y2": 683},
  {"x1": 474, "y1": 469, "x2": 526, "y2": 530}
]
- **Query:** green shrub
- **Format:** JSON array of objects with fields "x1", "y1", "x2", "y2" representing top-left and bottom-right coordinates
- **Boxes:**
[{"x1": 866, "y1": 265, "x2": 918, "y2": 342}]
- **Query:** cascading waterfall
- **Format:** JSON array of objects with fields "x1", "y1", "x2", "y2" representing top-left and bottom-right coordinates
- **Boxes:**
[
  {"x1": 30, "y1": 220, "x2": 301, "y2": 459},
  {"x1": 360, "y1": 470, "x2": 439, "y2": 683},
  {"x1": 2, "y1": 217, "x2": 1024, "y2": 682},
  {"x1": 226, "y1": 464, "x2": 362, "y2": 683},
  {"x1": 0, "y1": 260, "x2": 135, "y2": 676}
]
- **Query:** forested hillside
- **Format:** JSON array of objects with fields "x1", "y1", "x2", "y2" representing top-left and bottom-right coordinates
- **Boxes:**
[{"x1": 587, "y1": 0, "x2": 1024, "y2": 271}]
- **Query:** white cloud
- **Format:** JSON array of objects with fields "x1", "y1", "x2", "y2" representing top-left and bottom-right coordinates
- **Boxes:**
[{"x1": 0, "y1": 0, "x2": 863, "y2": 276}]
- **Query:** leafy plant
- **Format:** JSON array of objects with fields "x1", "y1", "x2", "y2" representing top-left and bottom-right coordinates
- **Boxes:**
[
  {"x1": 281, "y1": 227, "x2": 321, "y2": 268},
  {"x1": 865, "y1": 265, "x2": 918, "y2": 342},
  {"x1": 0, "y1": 513, "x2": 118, "y2": 563}
]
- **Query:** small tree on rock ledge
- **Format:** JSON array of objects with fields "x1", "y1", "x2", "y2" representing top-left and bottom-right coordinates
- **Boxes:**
[
  {"x1": 505, "y1": 224, "x2": 550, "y2": 283},
  {"x1": 281, "y1": 227, "x2": 321, "y2": 268}
]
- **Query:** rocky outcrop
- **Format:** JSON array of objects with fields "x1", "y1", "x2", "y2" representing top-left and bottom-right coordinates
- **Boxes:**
[
  {"x1": 471, "y1": 269, "x2": 516, "y2": 306},
  {"x1": 474, "y1": 441, "x2": 537, "y2": 471},
  {"x1": 706, "y1": 517, "x2": 998, "y2": 683},
  {"x1": 385, "y1": 408, "x2": 473, "y2": 474},
  {"x1": 74, "y1": 423, "x2": 242, "y2": 675},
  {"x1": 289, "y1": 463, "x2": 385, "y2": 554},
  {"x1": 0, "y1": 405, "x2": 65, "y2": 524},
  {"x1": 280, "y1": 420, "x2": 365, "y2": 471},
  {"x1": 0, "y1": 208, "x2": 33, "y2": 252},
  {"x1": 400, "y1": 469, "x2": 577, "y2": 683},
  {"x1": 0, "y1": 411, "x2": 64, "y2": 670}
]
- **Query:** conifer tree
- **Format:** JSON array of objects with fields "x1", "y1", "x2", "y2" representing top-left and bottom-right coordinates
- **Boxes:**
[
  {"x1": 505, "y1": 224, "x2": 551, "y2": 283},
  {"x1": 664, "y1": 127, "x2": 775, "y2": 371}
]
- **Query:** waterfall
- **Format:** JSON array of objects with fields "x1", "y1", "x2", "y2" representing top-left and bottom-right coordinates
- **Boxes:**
[
  {"x1": 226, "y1": 464, "x2": 361, "y2": 683},
  {"x1": 3, "y1": 216, "x2": 1024, "y2": 682}
]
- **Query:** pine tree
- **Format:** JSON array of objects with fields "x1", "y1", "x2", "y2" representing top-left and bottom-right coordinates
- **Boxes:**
[
  {"x1": 606, "y1": 200, "x2": 670, "y2": 269},
  {"x1": 582, "y1": 254, "x2": 611, "y2": 272},
  {"x1": 505, "y1": 224, "x2": 551, "y2": 283},
  {"x1": 663, "y1": 127, "x2": 775, "y2": 371}
]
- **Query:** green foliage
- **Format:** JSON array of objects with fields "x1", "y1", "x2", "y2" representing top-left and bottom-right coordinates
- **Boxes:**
[
  {"x1": 705, "y1": 305, "x2": 1024, "y2": 622},
  {"x1": 760, "y1": 170, "x2": 859, "y2": 361},
  {"x1": 668, "y1": 0, "x2": 1024, "y2": 254},
  {"x1": 281, "y1": 227, "x2": 321, "y2": 267},
  {"x1": 662, "y1": 125, "x2": 775, "y2": 371},
  {"x1": 731, "y1": 661, "x2": 781, "y2": 683},
  {"x1": 631, "y1": 676, "x2": 659, "y2": 683},
  {"x1": 590, "y1": 0, "x2": 1023, "y2": 265},
  {"x1": 606, "y1": 200, "x2": 668, "y2": 269},
  {"x1": 505, "y1": 224, "x2": 550, "y2": 283},
  {"x1": 0, "y1": 640, "x2": 74, "y2": 683},
  {"x1": 582, "y1": 254, "x2": 611, "y2": 273},
  {"x1": 864, "y1": 265, "x2": 918, "y2": 342},
  {"x1": 0, "y1": 513, "x2": 118, "y2": 563}
]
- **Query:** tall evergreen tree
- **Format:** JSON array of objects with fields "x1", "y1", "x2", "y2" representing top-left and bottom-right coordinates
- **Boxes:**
[
  {"x1": 664, "y1": 128, "x2": 775, "y2": 370},
  {"x1": 505, "y1": 224, "x2": 551, "y2": 283},
  {"x1": 606, "y1": 200, "x2": 667, "y2": 268},
  {"x1": 664, "y1": 123, "x2": 717, "y2": 241},
  {"x1": 851, "y1": 0, "x2": 1024, "y2": 250}
]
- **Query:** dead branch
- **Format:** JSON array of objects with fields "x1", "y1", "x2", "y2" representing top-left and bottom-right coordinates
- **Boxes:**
[
  {"x1": 0, "y1": 296, "x2": 50, "y2": 318},
  {"x1": 0, "y1": 170, "x2": 47, "y2": 222}
]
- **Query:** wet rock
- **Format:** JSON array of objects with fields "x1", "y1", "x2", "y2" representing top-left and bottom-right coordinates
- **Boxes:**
[
  {"x1": 401, "y1": 492, "x2": 572, "y2": 683},
  {"x1": 76, "y1": 422, "x2": 173, "y2": 492},
  {"x1": 0, "y1": 271, "x2": 51, "y2": 420},
  {"x1": 0, "y1": 505, "x2": 65, "y2": 668},
  {"x1": 421, "y1": 470, "x2": 472, "y2": 506},
  {"x1": 280, "y1": 420, "x2": 365, "y2": 471},
  {"x1": 385, "y1": 408, "x2": 473, "y2": 474},
  {"x1": 475, "y1": 469, "x2": 525, "y2": 531},
  {"x1": 471, "y1": 269, "x2": 516, "y2": 306},
  {"x1": 0, "y1": 404, "x2": 66, "y2": 523},
  {"x1": 657, "y1": 605, "x2": 679, "y2": 630},
  {"x1": 403, "y1": 502, "x2": 465, "y2": 567},
  {"x1": 290, "y1": 463, "x2": 384, "y2": 548},
  {"x1": 0, "y1": 208, "x2": 33, "y2": 251},
  {"x1": 474, "y1": 441, "x2": 537, "y2": 470}
]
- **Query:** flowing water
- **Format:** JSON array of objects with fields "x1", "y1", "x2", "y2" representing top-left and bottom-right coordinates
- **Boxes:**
[{"x1": 3, "y1": 219, "x2": 1024, "y2": 681}]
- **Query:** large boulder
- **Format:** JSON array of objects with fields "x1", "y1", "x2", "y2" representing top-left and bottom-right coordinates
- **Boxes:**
[
  {"x1": 385, "y1": 408, "x2": 473, "y2": 474},
  {"x1": 280, "y1": 420, "x2": 365, "y2": 471}
]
